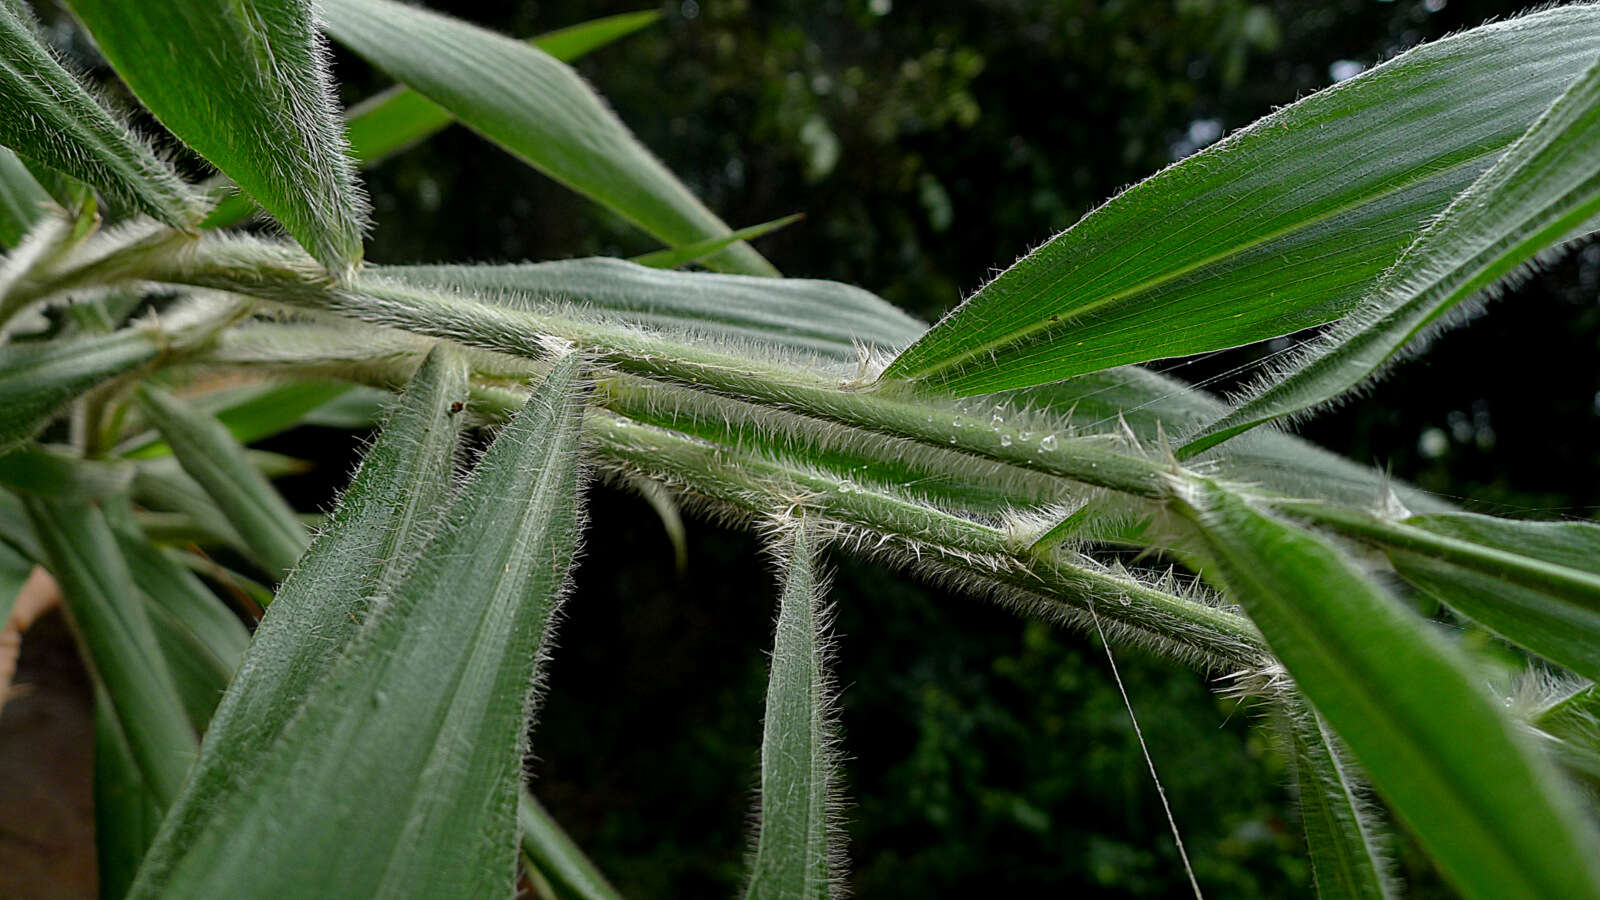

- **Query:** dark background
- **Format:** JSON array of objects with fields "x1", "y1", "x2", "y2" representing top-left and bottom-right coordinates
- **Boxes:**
[
  {"x1": 8, "y1": 1, "x2": 1598, "y2": 897},
  {"x1": 325, "y1": 0, "x2": 1600, "y2": 896}
]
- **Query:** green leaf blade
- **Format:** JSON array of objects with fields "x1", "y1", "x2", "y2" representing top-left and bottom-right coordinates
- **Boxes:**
[
  {"x1": 0, "y1": 3, "x2": 200, "y2": 227},
  {"x1": 517, "y1": 791, "x2": 625, "y2": 900},
  {"x1": 135, "y1": 384, "x2": 310, "y2": 576},
  {"x1": 66, "y1": 0, "x2": 367, "y2": 271},
  {"x1": 1186, "y1": 55, "x2": 1600, "y2": 456},
  {"x1": 320, "y1": 0, "x2": 775, "y2": 276},
  {"x1": 387, "y1": 257, "x2": 924, "y2": 361},
  {"x1": 745, "y1": 525, "x2": 841, "y2": 900},
  {"x1": 1281, "y1": 702, "x2": 1394, "y2": 900},
  {"x1": 1173, "y1": 479, "x2": 1600, "y2": 900},
  {"x1": 881, "y1": 8, "x2": 1600, "y2": 394},
  {"x1": 23, "y1": 498, "x2": 196, "y2": 808},
  {"x1": 142, "y1": 352, "x2": 587, "y2": 899},
  {"x1": 0, "y1": 329, "x2": 160, "y2": 455},
  {"x1": 129, "y1": 346, "x2": 468, "y2": 897}
]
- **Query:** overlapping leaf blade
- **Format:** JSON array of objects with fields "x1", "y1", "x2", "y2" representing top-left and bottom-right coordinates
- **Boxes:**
[
  {"x1": 745, "y1": 525, "x2": 841, "y2": 900},
  {"x1": 1187, "y1": 55, "x2": 1600, "y2": 455},
  {"x1": 1281, "y1": 702, "x2": 1393, "y2": 900},
  {"x1": 0, "y1": 2, "x2": 199, "y2": 227},
  {"x1": 389, "y1": 257, "x2": 924, "y2": 360},
  {"x1": 137, "y1": 384, "x2": 309, "y2": 576},
  {"x1": 340, "y1": 8, "x2": 661, "y2": 171},
  {"x1": 91, "y1": 683, "x2": 162, "y2": 900},
  {"x1": 320, "y1": 0, "x2": 775, "y2": 276},
  {"x1": 1173, "y1": 479, "x2": 1600, "y2": 900},
  {"x1": 141, "y1": 353, "x2": 587, "y2": 899},
  {"x1": 201, "y1": 10, "x2": 660, "y2": 230},
  {"x1": 0, "y1": 329, "x2": 160, "y2": 454},
  {"x1": 122, "y1": 379, "x2": 354, "y2": 459},
  {"x1": 129, "y1": 347, "x2": 468, "y2": 897},
  {"x1": 23, "y1": 498, "x2": 196, "y2": 807},
  {"x1": 881, "y1": 7, "x2": 1600, "y2": 395},
  {"x1": 1382, "y1": 513, "x2": 1600, "y2": 681},
  {"x1": 66, "y1": 0, "x2": 366, "y2": 271}
]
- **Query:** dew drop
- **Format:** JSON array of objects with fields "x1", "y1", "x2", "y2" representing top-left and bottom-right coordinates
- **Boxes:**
[
  {"x1": 991, "y1": 413, "x2": 1005, "y2": 427},
  {"x1": 1040, "y1": 435, "x2": 1058, "y2": 451},
  {"x1": 999, "y1": 433, "x2": 1013, "y2": 447},
  {"x1": 1119, "y1": 596, "x2": 1131, "y2": 607},
  {"x1": 1018, "y1": 431, "x2": 1032, "y2": 442}
]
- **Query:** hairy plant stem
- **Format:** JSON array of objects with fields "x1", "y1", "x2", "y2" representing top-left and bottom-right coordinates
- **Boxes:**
[
  {"x1": 18, "y1": 231, "x2": 1265, "y2": 666},
  {"x1": 108, "y1": 235, "x2": 1176, "y2": 498}
]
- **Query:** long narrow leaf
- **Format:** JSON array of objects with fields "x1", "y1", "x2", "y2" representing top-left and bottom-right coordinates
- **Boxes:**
[
  {"x1": 91, "y1": 682, "x2": 162, "y2": 900},
  {"x1": 881, "y1": 7, "x2": 1600, "y2": 394},
  {"x1": 517, "y1": 791, "x2": 625, "y2": 900},
  {"x1": 0, "y1": 329, "x2": 159, "y2": 454},
  {"x1": 0, "y1": 446, "x2": 132, "y2": 500},
  {"x1": 745, "y1": 525, "x2": 842, "y2": 900},
  {"x1": 1273, "y1": 504, "x2": 1600, "y2": 682},
  {"x1": 1188, "y1": 54, "x2": 1600, "y2": 456},
  {"x1": 389, "y1": 257, "x2": 924, "y2": 360},
  {"x1": 122, "y1": 379, "x2": 354, "y2": 459},
  {"x1": 0, "y1": 2, "x2": 199, "y2": 227},
  {"x1": 136, "y1": 384, "x2": 309, "y2": 575},
  {"x1": 630, "y1": 213, "x2": 802, "y2": 270},
  {"x1": 66, "y1": 0, "x2": 366, "y2": 271},
  {"x1": 1280, "y1": 700, "x2": 1394, "y2": 900},
  {"x1": 201, "y1": 10, "x2": 660, "y2": 230},
  {"x1": 129, "y1": 346, "x2": 468, "y2": 896},
  {"x1": 1172, "y1": 478, "x2": 1600, "y2": 900},
  {"x1": 144, "y1": 353, "x2": 587, "y2": 898},
  {"x1": 320, "y1": 0, "x2": 774, "y2": 276},
  {"x1": 23, "y1": 498, "x2": 196, "y2": 807}
]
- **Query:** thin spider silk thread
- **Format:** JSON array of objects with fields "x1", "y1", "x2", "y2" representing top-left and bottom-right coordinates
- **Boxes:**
[{"x1": 1091, "y1": 601, "x2": 1204, "y2": 900}]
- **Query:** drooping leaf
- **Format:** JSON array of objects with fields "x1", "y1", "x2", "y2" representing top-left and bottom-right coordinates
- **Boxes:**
[
  {"x1": 744, "y1": 525, "x2": 841, "y2": 900},
  {"x1": 1188, "y1": 54, "x2": 1600, "y2": 456},
  {"x1": 320, "y1": 0, "x2": 775, "y2": 276},
  {"x1": 387, "y1": 257, "x2": 924, "y2": 361},
  {"x1": 136, "y1": 384, "x2": 309, "y2": 575},
  {"x1": 0, "y1": 146, "x2": 49, "y2": 247},
  {"x1": 517, "y1": 791, "x2": 625, "y2": 900},
  {"x1": 201, "y1": 9, "x2": 660, "y2": 230},
  {"x1": 23, "y1": 497, "x2": 196, "y2": 807},
  {"x1": 1172, "y1": 479, "x2": 1600, "y2": 900},
  {"x1": 630, "y1": 214, "x2": 803, "y2": 270},
  {"x1": 130, "y1": 347, "x2": 467, "y2": 895},
  {"x1": 1280, "y1": 700, "x2": 1394, "y2": 900},
  {"x1": 66, "y1": 0, "x2": 366, "y2": 271},
  {"x1": 881, "y1": 7, "x2": 1600, "y2": 394},
  {"x1": 0, "y1": 329, "x2": 160, "y2": 454},
  {"x1": 140, "y1": 353, "x2": 587, "y2": 898},
  {"x1": 0, "y1": 2, "x2": 199, "y2": 227}
]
